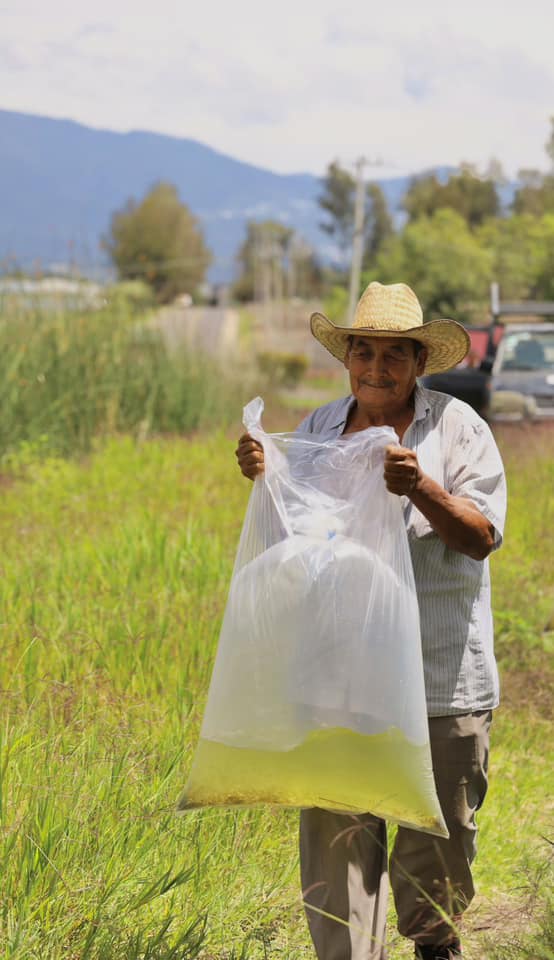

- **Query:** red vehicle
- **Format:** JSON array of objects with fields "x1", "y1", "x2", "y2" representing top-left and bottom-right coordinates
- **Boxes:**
[
  {"x1": 423, "y1": 321, "x2": 554, "y2": 420},
  {"x1": 421, "y1": 324, "x2": 504, "y2": 418}
]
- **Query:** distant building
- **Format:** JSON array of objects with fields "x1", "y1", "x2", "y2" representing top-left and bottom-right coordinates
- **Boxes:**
[{"x1": 0, "y1": 276, "x2": 106, "y2": 310}]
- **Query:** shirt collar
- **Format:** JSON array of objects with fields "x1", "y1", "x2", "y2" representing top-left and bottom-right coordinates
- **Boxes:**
[
  {"x1": 413, "y1": 382, "x2": 432, "y2": 424},
  {"x1": 328, "y1": 395, "x2": 357, "y2": 431},
  {"x1": 328, "y1": 385, "x2": 431, "y2": 432}
]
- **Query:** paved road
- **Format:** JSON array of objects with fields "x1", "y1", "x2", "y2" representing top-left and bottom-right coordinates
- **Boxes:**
[{"x1": 155, "y1": 304, "x2": 239, "y2": 357}]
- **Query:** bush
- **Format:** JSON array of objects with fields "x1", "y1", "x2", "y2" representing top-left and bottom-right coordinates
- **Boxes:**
[
  {"x1": 103, "y1": 182, "x2": 211, "y2": 304},
  {"x1": 106, "y1": 280, "x2": 156, "y2": 311},
  {"x1": 256, "y1": 351, "x2": 308, "y2": 388}
]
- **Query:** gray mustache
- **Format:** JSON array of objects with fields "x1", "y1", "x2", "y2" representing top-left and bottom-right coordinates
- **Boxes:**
[{"x1": 360, "y1": 381, "x2": 394, "y2": 388}]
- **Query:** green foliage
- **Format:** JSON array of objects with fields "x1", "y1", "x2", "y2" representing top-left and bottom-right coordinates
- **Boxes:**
[
  {"x1": 322, "y1": 284, "x2": 349, "y2": 324},
  {"x1": 403, "y1": 167, "x2": 499, "y2": 227},
  {"x1": 106, "y1": 279, "x2": 157, "y2": 311},
  {"x1": 513, "y1": 171, "x2": 554, "y2": 217},
  {"x1": 512, "y1": 118, "x2": 554, "y2": 217},
  {"x1": 369, "y1": 209, "x2": 493, "y2": 322},
  {"x1": 364, "y1": 183, "x2": 394, "y2": 268},
  {"x1": 0, "y1": 301, "x2": 246, "y2": 458},
  {"x1": 103, "y1": 182, "x2": 211, "y2": 304},
  {"x1": 257, "y1": 351, "x2": 308, "y2": 387},
  {"x1": 318, "y1": 164, "x2": 393, "y2": 267},
  {"x1": 403, "y1": 173, "x2": 443, "y2": 221},
  {"x1": 478, "y1": 213, "x2": 554, "y2": 300},
  {"x1": 318, "y1": 161, "x2": 356, "y2": 253}
]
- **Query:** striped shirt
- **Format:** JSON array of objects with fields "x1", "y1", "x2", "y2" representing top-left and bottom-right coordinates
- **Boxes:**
[{"x1": 296, "y1": 384, "x2": 507, "y2": 716}]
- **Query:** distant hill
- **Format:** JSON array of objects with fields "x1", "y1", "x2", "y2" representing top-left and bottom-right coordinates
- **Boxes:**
[{"x1": 0, "y1": 109, "x2": 515, "y2": 283}]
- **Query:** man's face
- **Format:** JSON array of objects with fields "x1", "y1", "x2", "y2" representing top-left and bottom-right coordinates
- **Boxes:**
[{"x1": 344, "y1": 336, "x2": 427, "y2": 408}]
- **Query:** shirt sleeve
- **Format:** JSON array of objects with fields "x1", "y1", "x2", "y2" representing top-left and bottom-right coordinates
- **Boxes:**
[{"x1": 445, "y1": 411, "x2": 507, "y2": 549}]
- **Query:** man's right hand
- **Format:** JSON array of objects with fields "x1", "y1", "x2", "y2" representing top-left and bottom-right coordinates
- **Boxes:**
[{"x1": 235, "y1": 433, "x2": 265, "y2": 480}]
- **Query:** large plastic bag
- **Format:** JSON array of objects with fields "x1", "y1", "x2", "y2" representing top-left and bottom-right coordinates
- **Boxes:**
[{"x1": 179, "y1": 397, "x2": 447, "y2": 837}]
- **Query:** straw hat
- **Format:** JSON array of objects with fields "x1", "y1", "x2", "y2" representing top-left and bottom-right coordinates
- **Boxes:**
[{"x1": 310, "y1": 281, "x2": 470, "y2": 375}]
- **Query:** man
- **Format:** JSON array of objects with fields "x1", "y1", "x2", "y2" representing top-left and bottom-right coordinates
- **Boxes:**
[{"x1": 235, "y1": 282, "x2": 507, "y2": 960}]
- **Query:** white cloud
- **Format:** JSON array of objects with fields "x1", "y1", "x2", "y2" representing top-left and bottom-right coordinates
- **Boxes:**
[{"x1": 1, "y1": 0, "x2": 553, "y2": 176}]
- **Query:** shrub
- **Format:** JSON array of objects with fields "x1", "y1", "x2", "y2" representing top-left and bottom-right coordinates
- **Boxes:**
[{"x1": 256, "y1": 351, "x2": 308, "y2": 388}]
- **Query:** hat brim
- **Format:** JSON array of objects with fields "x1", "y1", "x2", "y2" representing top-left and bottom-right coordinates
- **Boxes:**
[{"x1": 310, "y1": 312, "x2": 470, "y2": 375}]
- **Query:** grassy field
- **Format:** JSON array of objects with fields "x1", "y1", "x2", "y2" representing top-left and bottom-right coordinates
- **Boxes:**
[
  {"x1": 0, "y1": 408, "x2": 552, "y2": 959},
  {"x1": 0, "y1": 297, "x2": 250, "y2": 459}
]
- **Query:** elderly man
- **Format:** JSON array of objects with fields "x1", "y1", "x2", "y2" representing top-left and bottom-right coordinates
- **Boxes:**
[{"x1": 235, "y1": 282, "x2": 507, "y2": 960}]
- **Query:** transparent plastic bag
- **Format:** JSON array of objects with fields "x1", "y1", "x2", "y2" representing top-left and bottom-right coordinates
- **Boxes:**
[{"x1": 179, "y1": 397, "x2": 447, "y2": 836}]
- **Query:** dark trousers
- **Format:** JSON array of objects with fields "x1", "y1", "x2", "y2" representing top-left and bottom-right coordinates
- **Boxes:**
[{"x1": 299, "y1": 711, "x2": 492, "y2": 959}]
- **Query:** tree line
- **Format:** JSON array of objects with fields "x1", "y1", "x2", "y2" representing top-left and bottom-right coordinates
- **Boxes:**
[{"x1": 104, "y1": 118, "x2": 554, "y2": 319}]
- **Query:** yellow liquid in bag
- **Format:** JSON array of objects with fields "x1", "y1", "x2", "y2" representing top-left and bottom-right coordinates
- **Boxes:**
[{"x1": 179, "y1": 726, "x2": 447, "y2": 837}]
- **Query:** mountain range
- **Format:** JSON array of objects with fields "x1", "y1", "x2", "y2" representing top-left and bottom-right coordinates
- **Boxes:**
[{"x1": 0, "y1": 109, "x2": 514, "y2": 283}]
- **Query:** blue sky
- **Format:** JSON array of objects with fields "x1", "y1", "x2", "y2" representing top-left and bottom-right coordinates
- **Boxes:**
[{"x1": 2, "y1": 0, "x2": 553, "y2": 177}]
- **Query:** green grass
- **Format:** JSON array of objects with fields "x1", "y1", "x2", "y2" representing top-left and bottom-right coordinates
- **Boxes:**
[
  {"x1": 0, "y1": 423, "x2": 552, "y2": 958},
  {"x1": 278, "y1": 371, "x2": 348, "y2": 412},
  {"x1": 0, "y1": 435, "x2": 308, "y2": 959},
  {"x1": 0, "y1": 298, "x2": 247, "y2": 459}
]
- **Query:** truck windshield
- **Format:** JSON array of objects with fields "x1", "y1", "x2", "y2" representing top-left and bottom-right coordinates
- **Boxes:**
[{"x1": 499, "y1": 331, "x2": 554, "y2": 372}]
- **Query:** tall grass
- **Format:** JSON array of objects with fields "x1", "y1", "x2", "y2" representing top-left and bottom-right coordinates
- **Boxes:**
[
  {"x1": 0, "y1": 406, "x2": 551, "y2": 955},
  {"x1": 0, "y1": 436, "x2": 306, "y2": 959},
  {"x1": 0, "y1": 297, "x2": 247, "y2": 458},
  {"x1": 493, "y1": 424, "x2": 554, "y2": 672}
]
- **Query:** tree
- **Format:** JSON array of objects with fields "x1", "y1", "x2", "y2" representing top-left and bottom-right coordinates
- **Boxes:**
[
  {"x1": 512, "y1": 118, "x2": 554, "y2": 216},
  {"x1": 403, "y1": 168, "x2": 499, "y2": 228},
  {"x1": 445, "y1": 170, "x2": 499, "y2": 226},
  {"x1": 478, "y1": 213, "x2": 554, "y2": 300},
  {"x1": 286, "y1": 235, "x2": 324, "y2": 299},
  {"x1": 512, "y1": 169, "x2": 554, "y2": 216},
  {"x1": 103, "y1": 182, "x2": 211, "y2": 303},
  {"x1": 318, "y1": 162, "x2": 393, "y2": 269},
  {"x1": 233, "y1": 221, "x2": 322, "y2": 302},
  {"x1": 483, "y1": 156, "x2": 508, "y2": 186},
  {"x1": 318, "y1": 161, "x2": 356, "y2": 257},
  {"x1": 368, "y1": 209, "x2": 493, "y2": 323},
  {"x1": 233, "y1": 220, "x2": 293, "y2": 302},
  {"x1": 364, "y1": 183, "x2": 394, "y2": 267},
  {"x1": 403, "y1": 173, "x2": 444, "y2": 222}
]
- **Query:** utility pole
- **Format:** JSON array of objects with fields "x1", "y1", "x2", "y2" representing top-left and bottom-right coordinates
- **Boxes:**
[
  {"x1": 346, "y1": 155, "x2": 386, "y2": 324},
  {"x1": 272, "y1": 238, "x2": 283, "y2": 306},
  {"x1": 347, "y1": 156, "x2": 367, "y2": 325},
  {"x1": 260, "y1": 229, "x2": 273, "y2": 335},
  {"x1": 286, "y1": 234, "x2": 297, "y2": 302}
]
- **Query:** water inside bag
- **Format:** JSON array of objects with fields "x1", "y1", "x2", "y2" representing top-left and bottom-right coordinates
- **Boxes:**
[{"x1": 179, "y1": 726, "x2": 446, "y2": 836}]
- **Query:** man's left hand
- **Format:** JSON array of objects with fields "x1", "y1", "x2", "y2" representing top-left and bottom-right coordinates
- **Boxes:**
[{"x1": 384, "y1": 444, "x2": 422, "y2": 497}]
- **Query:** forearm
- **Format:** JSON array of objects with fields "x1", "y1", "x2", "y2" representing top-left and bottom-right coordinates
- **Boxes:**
[{"x1": 409, "y1": 472, "x2": 496, "y2": 561}]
